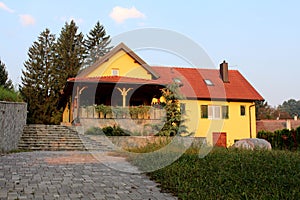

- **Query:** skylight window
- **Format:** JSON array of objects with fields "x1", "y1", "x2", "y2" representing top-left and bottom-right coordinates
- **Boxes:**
[
  {"x1": 173, "y1": 78, "x2": 183, "y2": 86},
  {"x1": 204, "y1": 79, "x2": 214, "y2": 86}
]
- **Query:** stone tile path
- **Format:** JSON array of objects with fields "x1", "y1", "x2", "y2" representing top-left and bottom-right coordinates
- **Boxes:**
[{"x1": 0, "y1": 151, "x2": 177, "y2": 200}]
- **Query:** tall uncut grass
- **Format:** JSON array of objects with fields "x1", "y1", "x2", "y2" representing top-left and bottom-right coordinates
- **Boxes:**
[{"x1": 129, "y1": 143, "x2": 300, "y2": 200}]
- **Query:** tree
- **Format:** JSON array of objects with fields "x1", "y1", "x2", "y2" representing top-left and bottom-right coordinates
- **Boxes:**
[
  {"x1": 84, "y1": 21, "x2": 112, "y2": 68},
  {"x1": 0, "y1": 59, "x2": 13, "y2": 90},
  {"x1": 278, "y1": 99, "x2": 300, "y2": 117},
  {"x1": 256, "y1": 100, "x2": 292, "y2": 120},
  {"x1": 157, "y1": 83, "x2": 187, "y2": 136},
  {"x1": 54, "y1": 20, "x2": 86, "y2": 88},
  {"x1": 20, "y1": 28, "x2": 56, "y2": 124}
]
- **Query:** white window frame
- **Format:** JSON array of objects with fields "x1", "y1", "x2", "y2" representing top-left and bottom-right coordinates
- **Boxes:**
[
  {"x1": 111, "y1": 69, "x2": 119, "y2": 76},
  {"x1": 208, "y1": 105, "x2": 221, "y2": 119}
]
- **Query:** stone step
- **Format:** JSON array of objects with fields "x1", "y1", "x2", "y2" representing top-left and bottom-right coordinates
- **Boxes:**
[
  {"x1": 18, "y1": 125, "x2": 86, "y2": 151},
  {"x1": 79, "y1": 135, "x2": 115, "y2": 151},
  {"x1": 18, "y1": 141, "x2": 84, "y2": 145},
  {"x1": 19, "y1": 146, "x2": 85, "y2": 151},
  {"x1": 20, "y1": 136, "x2": 81, "y2": 139}
]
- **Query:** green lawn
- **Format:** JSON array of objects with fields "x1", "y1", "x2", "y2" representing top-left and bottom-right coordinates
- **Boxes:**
[{"x1": 129, "y1": 146, "x2": 300, "y2": 200}]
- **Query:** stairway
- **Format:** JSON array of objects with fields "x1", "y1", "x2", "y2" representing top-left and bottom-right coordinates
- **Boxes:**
[
  {"x1": 18, "y1": 125, "x2": 86, "y2": 151},
  {"x1": 79, "y1": 135, "x2": 115, "y2": 152}
]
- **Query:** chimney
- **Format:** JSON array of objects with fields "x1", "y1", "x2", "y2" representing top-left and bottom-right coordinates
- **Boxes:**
[
  {"x1": 286, "y1": 120, "x2": 291, "y2": 131},
  {"x1": 220, "y1": 60, "x2": 229, "y2": 83}
]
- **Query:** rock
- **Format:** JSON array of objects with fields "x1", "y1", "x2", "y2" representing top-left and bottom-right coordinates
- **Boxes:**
[{"x1": 232, "y1": 138, "x2": 271, "y2": 150}]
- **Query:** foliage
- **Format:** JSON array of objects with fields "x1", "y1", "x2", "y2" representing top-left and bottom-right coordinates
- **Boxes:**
[
  {"x1": 257, "y1": 127, "x2": 300, "y2": 150},
  {"x1": 20, "y1": 20, "x2": 111, "y2": 124},
  {"x1": 85, "y1": 126, "x2": 104, "y2": 135},
  {"x1": 0, "y1": 59, "x2": 13, "y2": 90},
  {"x1": 20, "y1": 29, "x2": 57, "y2": 124},
  {"x1": 157, "y1": 83, "x2": 187, "y2": 136},
  {"x1": 102, "y1": 125, "x2": 131, "y2": 136},
  {"x1": 0, "y1": 86, "x2": 23, "y2": 102},
  {"x1": 84, "y1": 21, "x2": 112, "y2": 68},
  {"x1": 278, "y1": 99, "x2": 300, "y2": 118},
  {"x1": 256, "y1": 100, "x2": 291, "y2": 120},
  {"x1": 85, "y1": 125, "x2": 131, "y2": 136},
  {"x1": 142, "y1": 147, "x2": 300, "y2": 200},
  {"x1": 256, "y1": 99, "x2": 300, "y2": 120}
]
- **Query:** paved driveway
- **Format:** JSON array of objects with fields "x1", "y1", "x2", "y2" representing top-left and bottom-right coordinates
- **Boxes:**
[{"x1": 0, "y1": 151, "x2": 177, "y2": 200}]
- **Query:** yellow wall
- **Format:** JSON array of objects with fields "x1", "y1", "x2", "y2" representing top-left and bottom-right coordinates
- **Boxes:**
[
  {"x1": 62, "y1": 103, "x2": 70, "y2": 123},
  {"x1": 181, "y1": 100, "x2": 256, "y2": 146},
  {"x1": 87, "y1": 50, "x2": 152, "y2": 79}
]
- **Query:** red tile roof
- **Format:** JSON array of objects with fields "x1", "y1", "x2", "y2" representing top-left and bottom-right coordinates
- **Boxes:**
[
  {"x1": 68, "y1": 66, "x2": 264, "y2": 101},
  {"x1": 256, "y1": 120, "x2": 300, "y2": 133},
  {"x1": 151, "y1": 66, "x2": 264, "y2": 101}
]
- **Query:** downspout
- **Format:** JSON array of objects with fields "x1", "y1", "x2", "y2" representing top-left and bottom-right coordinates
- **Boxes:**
[{"x1": 249, "y1": 104, "x2": 255, "y2": 138}]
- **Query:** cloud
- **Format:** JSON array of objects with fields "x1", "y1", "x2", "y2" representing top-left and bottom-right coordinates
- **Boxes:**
[
  {"x1": 19, "y1": 14, "x2": 36, "y2": 26},
  {"x1": 110, "y1": 6, "x2": 145, "y2": 23},
  {"x1": 0, "y1": 2, "x2": 15, "y2": 13}
]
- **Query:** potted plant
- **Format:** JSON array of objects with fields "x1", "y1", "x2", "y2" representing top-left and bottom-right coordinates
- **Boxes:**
[
  {"x1": 95, "y1": 104, "x2": 106, "y2": 118},
  {"x1": 105, "y1": 106, "x2": 112, "y2": 118},
  {"x1": 129, "y1": 106, "x2": 139, "y2": 119}
]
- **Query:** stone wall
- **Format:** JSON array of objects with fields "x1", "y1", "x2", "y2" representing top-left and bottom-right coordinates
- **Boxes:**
[
  {"x1": 80, "y1": 118, "x2": 164, "y2": 135},
  {"x1": 0, "y1": 101, "x2": 27, "y2": 152}
]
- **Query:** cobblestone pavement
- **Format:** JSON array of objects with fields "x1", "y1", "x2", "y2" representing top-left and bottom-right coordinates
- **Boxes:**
[{"x1": 0, "y1": 151, "x2": 177, "y2": 200}]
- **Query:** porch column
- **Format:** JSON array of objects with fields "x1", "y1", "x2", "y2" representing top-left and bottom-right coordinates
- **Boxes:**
[
  {"x1": 76, "y1": 86, "x2": 88, "y2": 121},
  {"x1": 117, "y1": 87, "x2": 133, "y2": 107}
]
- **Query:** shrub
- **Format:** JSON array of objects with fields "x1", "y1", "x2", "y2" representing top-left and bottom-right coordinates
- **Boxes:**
[
  {"x1": 257, "y1": 128, "x2": 300, "y2": 150},
  {"x1": 86, "y1": 125, "x2": 131, "y2": 136},
  {"x1": 0, "y1": 86, "x2": 23, "y2": 102},
  {"x1": 103, "y1": 125, "x2": 131, "y2": 136},
  {"x1": 85, "y1": 126, "x2": 104, "y2": 135}
]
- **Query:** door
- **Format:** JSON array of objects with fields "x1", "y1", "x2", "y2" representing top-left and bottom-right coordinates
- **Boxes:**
[{"x1": 213, "y1": 132, "x2": 227, "y2": 147}]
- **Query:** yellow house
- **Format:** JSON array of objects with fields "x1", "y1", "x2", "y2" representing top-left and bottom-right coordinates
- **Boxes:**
[{"x1": 59, "y1": 43, "x2": 264, "y2": 147}]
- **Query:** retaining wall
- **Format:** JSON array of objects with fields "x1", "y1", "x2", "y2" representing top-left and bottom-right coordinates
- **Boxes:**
[{"x1": 0, "y1": 101, "x2": 27, "y2": 152}]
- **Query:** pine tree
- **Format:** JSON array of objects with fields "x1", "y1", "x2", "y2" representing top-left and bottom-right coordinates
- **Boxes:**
[
  {"x1": 0, "y1": 59, "x2": 13, "y2": 90},
  {"x1": 20, "y1": 29, "x2": 56, "y2": 124},
  {"x1": 54, "y1": 20, "x2": 86, "y2": 85},
  {"x1": 84, "y1": 21, "x2": 112, "y2": 68}
]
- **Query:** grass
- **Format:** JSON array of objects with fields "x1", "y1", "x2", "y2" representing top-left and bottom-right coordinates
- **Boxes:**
[
  {"x1": 1, "y1": 148, "x2": 32, "y2": 155},
  {"x1": 128, "y1": 142, "x2": 300, "y2": 200}
]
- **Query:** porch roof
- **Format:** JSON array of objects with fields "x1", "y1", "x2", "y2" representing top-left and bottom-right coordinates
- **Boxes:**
[
  {"x1": 67, "y1": 76, "x2": 166, "y2": 85},
  {"x1": 66, "y1": 66, "x2": 264, "y2": 102}
]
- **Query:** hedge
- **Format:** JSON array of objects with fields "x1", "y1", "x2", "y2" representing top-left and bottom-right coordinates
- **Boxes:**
[{"x1": 257, "y1": 126, "x2": 300, "y2": 150}]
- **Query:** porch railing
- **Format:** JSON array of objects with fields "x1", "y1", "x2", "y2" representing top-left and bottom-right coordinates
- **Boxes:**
[{"x1": 79, "y1": 105, "x2": 166, "y2": 120}]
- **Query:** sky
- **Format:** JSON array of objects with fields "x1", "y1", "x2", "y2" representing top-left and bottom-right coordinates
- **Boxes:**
[{"x1": 0, "y1": 0, "x2": 299, "y2": 106}]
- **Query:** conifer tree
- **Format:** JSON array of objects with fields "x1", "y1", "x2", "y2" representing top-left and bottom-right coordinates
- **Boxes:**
[
  {"x1": 0, "y1": 59, "x2": 13, "y2": 90},
  {"x1": 84, "y1": 21, "x2": 112, "y2": 68},
  {"x1": 54, "y1": 20, "x2": 86, "y2": 85},
  {"x1": 20, "y1": 29, "x2": 56, "y2": 124}
]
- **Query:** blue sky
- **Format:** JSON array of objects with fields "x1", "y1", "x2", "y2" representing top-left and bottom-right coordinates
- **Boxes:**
[{"x1": 0, "y1": 0, "x2": 299, "y2": 106}]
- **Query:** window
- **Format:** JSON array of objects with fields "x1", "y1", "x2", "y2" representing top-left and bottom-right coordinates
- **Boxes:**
[
  {"x1": 201, "y1": 105, "x2": 208, "y2": 118},
  {"x1": 111, "y1": 68, "x2": 119, "y2": 76},
  {"x1": 173, "y1": 78, "x2": 182, "y2": 84},
  {"x1": 222, "y1": 106, "x2": 229, "y2": 119},
  {"x1": 240, "y1": 105, "x2": 246, "y2": 116},
  {"x1": 208, "y1": 106, "x2": 221, "y2": 119},
  {"x1": 201, "y1": 105, "x2": 229, "y2": 119},
  {"x1": 204, "y1": 79, "x2": 214, "y2": 86}
]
